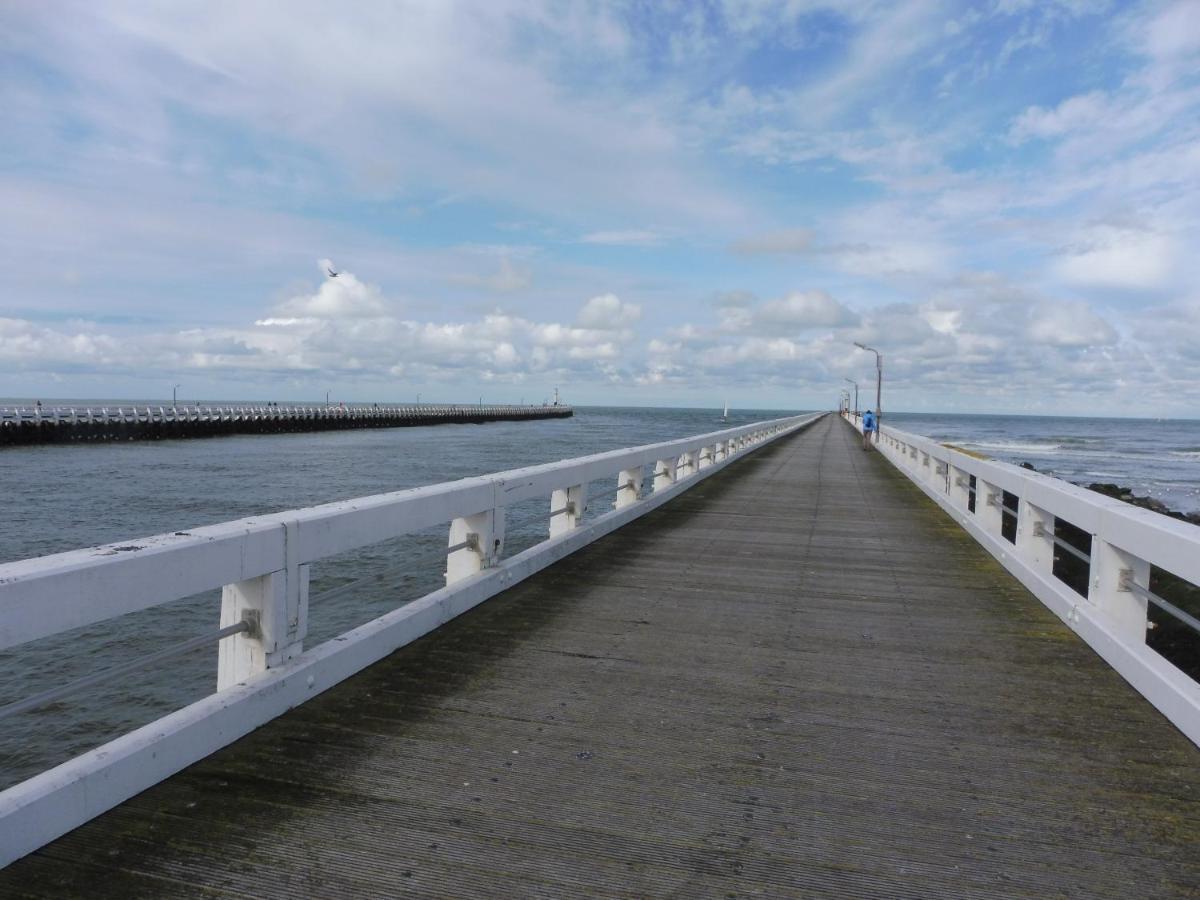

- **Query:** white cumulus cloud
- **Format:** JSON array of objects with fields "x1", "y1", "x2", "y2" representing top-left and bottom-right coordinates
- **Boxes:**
[
  {"x1": 577, "y1": 293, "x2": 642, "y2": 330},
  {"x1": 1028, "y1": 301, "x2": 1118, "y2": 347},
  {"x1": 1008, "y1": 91, "x2": 1111, "y2": 144},
  {"x1": 756, "y1": 291, "x2": 860, "y2": 329},
  {"x1": 1055, "y1": 225, "x2": 1175, "y2": 291},
  {"x1": 274, "y1": 262, "x2": 390, "y2": 319}
]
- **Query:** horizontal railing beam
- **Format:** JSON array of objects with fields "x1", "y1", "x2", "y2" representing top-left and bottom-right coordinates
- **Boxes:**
[{"x1": 0, "y1": 522, "x2": 285, "y2": 651}]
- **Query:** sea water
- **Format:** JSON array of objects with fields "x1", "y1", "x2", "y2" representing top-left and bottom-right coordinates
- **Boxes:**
[{"x1": 884, "y1": 412, "x2": 1200, "y2": 515}]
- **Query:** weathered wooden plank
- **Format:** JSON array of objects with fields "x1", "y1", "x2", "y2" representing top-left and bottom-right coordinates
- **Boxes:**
[{"x1": 3, "y1": 416, "x2": 1198, "y2": 897}]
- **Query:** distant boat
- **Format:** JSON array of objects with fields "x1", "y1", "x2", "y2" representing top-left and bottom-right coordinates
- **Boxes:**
[{"x1": 721, "y1": 401, "x2": 729, "y2": 422}]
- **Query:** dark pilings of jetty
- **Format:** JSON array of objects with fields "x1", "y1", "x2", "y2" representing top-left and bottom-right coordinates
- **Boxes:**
[{"x1": 0, "y1": 404, "x2": 573, "y2": 447}]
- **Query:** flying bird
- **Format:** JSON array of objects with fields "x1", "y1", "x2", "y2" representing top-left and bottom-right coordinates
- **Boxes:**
[{"x1": 326, "y1": 266, "x2": 339, "y2": 278}]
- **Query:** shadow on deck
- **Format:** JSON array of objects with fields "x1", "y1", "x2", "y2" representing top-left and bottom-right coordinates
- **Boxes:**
[{"x1": 4, "y1": 416, "x2": 1198, "y2": 897}]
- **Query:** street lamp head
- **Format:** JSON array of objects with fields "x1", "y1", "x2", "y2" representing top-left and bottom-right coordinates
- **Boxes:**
[
  {"x1": 853, "y1": 342, "x2": 882, "y2": 371},
  {"x1": 851, "y1": 344, "x2": 883, "y2": 425}
]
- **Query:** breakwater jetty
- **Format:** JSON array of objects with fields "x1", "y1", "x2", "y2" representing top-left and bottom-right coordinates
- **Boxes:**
[{"x1": 0, "y1": 403, "x2": 573, "y2": 447}]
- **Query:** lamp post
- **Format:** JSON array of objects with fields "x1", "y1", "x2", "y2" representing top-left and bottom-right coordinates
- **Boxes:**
[
  {"x1": 843, "y1": 378, "x2": 858, "y2": 416},
  {"x1": 853, "y1": 342, "x2": 883, "y2": 439}
]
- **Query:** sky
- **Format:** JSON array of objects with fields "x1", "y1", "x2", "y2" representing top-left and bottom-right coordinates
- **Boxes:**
[{"x1": 2, "y1": 1, "x2": 1199, "y2": 415}]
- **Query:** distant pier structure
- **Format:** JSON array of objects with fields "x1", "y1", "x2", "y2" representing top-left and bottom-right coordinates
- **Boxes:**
[{"x1": 0, "y1": 403, "x2": 573, "y2": 447}]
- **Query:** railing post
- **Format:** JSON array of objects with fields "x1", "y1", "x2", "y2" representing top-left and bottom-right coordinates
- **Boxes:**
[
  {"x1": 549, "y1": 484, "x2": 586, "y2": 538},
  {"x1": 217, "y1": 563, "x2": 309, "y2": 691},
  {"x1": 677, "y1": 451, "x2": 694, "y2": 479},
  {"x1": 1089, "y1": 540, "x2": 1149, "y2": 641},
  {"x1": 653, "y1": 457, "x2": 677, "y2": 493},
  {"x1": 978, "y1": 479, "x2": 1004, "y2": 538},
  {"x1": 950, "y1": 465, "x2": 972, "y2": 510},
  {"x1": 698, "y1": 445, "x2": 714, "y2": 470},
  {"x1": 1016, "y1": 501, "x2": 1054, "y2": 576},
  {"x1": 447, "y1": 508, "x2": 504, "y2": 584},
  {"x1": 932, "y1": 458, "x2": 949, "y2": 493},
  {"x1": 616, "y1": 466, "x2": 643, "y2": 509}
]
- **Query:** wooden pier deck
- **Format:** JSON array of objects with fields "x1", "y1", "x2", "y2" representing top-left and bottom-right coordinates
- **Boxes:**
[{"x1": 4, "y1": 416, "x2": 1199, "y2": 897}]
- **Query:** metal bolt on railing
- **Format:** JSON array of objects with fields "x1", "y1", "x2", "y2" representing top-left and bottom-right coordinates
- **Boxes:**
[{"x1": 446, "y1": 533, "x2": 481, "y2": 555}]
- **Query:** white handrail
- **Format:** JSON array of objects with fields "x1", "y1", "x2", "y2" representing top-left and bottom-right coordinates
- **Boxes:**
[
  {"x1": 843, "y1": 412, "x2": 1200, "y2": 747},
  {"x1": 0, "y1": 412, "x2": 819, "y2": 866}
]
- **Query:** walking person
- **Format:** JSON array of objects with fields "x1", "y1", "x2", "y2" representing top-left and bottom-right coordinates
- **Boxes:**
[{"x1": 861, "y1": 409, "x2": 877, "y2": 450}]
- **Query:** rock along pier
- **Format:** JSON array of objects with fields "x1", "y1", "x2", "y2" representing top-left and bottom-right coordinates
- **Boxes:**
[{"x1": 0, "y1": 403, "x2": 573, "y2": 447}]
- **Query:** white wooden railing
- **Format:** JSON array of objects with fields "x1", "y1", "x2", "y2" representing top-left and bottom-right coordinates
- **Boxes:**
[
  {"x1": 0, "y1": 412, "x2": 819, "y2": 866},
  {"x1": 844, "y1": 412, "x2": 1200, "y2": 748}
]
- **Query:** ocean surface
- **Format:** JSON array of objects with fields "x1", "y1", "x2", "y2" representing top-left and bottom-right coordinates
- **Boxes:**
[
  {"x1": 884, "y1": 412, "x2": 1200, "y2": 515},
  {"x1": 1, "y1": 406, "x2": 1197, "y2": 790}
]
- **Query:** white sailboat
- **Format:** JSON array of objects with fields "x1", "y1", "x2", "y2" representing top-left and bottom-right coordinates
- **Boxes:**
[{"x1": 721, "y1": 400, "x2": 729, "y2": 422}]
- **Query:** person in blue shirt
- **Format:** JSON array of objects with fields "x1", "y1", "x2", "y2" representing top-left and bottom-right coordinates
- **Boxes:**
[{"x1": 861, "y1": 409, "x2": 877, "y2": 450}]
